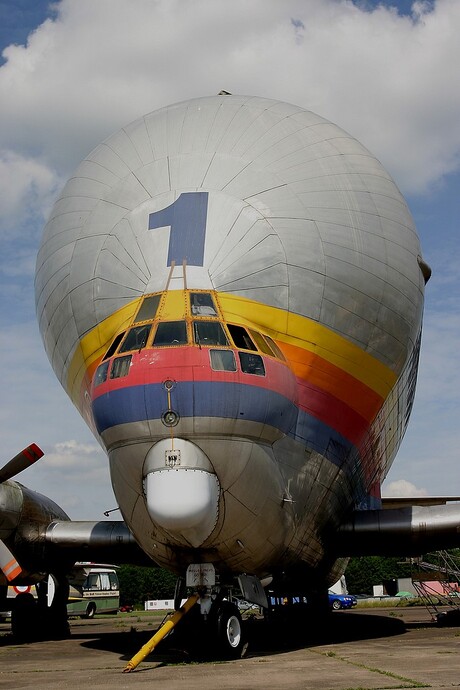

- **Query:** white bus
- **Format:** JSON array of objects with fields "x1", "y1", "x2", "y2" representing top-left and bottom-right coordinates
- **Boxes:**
[{"x1": 67, "y1": 567, "x2": 120, "y2": 618}]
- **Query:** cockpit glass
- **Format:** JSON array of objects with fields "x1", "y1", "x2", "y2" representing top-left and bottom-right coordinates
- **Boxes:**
[
  {"x1": 239, "y1": 352, "x2": 265, "y2": 376},
  {"x1": 102, "y1": 331, "x2": 125, "y2": 361},
  {"x1": 248, "y1": 329, "x2": 274, "y2": 356},
  {"x1": 110, "y1": 355, "x2": 132, "y2": 379},
  {"x1": 119, "y1": 324, "x2": 151, "y2": 352},
  {"x1": 190, "y1": 292, "x2": 217, "y2": 316},
  {"x1": 134, "y1": 294, "x2": 161, "y2": 323},
  {"x1": 264, "y1": 336, "x2": 285, "y2": 361},
  {"x1": 193, "y1": 321, "x2": 228, "y2": 346},
  {"x1": 228, "y1": 324, "x2": 257, "y2": 351},
  {"x1": 153, "y1": 321, "x2": 188, "y2": 346},
  {"x1": 94, "y1": 360, "x2": 109, "y2": 386},
  {"x1": 210, "y1": 349, "x2": 237, "y2": 371}
]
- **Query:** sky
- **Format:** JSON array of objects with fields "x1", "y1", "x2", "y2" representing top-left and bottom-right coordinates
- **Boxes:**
[{"x1": 0, "y1": 0, "x2": 458, "y2": 520}]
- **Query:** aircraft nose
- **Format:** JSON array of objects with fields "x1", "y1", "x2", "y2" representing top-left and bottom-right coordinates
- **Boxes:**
[{"x1": 143, "y1": 440, "x2": 220, "y2": 547}]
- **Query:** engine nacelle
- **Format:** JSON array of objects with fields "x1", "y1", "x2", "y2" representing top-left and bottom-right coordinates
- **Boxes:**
[{"x1": 0, "y1": 480, "x2": 70, "y2": 585}]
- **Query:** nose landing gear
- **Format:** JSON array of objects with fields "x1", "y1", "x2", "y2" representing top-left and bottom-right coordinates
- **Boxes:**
[
  {"x1": 122, "y1": 589, "x2": 249, "y2": 671},
  {"x1": 123, "y1": 566, "x2": 262, "y2": 672}
]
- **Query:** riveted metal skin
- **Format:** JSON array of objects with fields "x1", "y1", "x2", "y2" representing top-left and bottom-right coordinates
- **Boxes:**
[{"x1": 35, "y1": 95, "x2": 427, "y2": 585}]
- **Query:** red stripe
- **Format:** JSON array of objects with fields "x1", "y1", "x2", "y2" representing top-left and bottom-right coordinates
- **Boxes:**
[
  {"x1": 92, "y1": 348, "x2": 297, "y2": 401},
  {"x1": 297, "y1": 379, "x2": 369, "y2": 447},
  {"x1": 22, "y1": 443, "x2": 43, "y2": 463},
  {"x1": 91, "y1": 347, "x2": 371, "y2": 446},
  {"x1": 28, "y1": 443, "x2": 43, "y2": 459}
]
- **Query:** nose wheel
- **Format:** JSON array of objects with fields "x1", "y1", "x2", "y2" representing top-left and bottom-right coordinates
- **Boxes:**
[{"x1": 215, "y1": 601, "x2": 245, "y2": 658}]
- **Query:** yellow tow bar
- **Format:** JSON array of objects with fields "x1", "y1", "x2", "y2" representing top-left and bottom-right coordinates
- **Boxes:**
[{"x1": 123, "y1": 593, "x2": 200, "y2": 673}]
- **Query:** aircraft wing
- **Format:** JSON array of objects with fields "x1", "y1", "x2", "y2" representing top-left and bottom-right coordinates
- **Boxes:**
[
  {"x1": 2, "y1": 444, "x2": 459, "y2": 587},
  {"x1": 336, "y1": 500, "x2": 460, "y2": 557},
  {"x1": 381, "y1": 496, "x2": 460, "y2": 509},
  {"x1": 0, "y1": 445, "x2": 149, "y2": 587}
]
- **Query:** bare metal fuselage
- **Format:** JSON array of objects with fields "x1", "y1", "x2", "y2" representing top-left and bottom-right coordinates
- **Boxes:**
[{"x1": 35, "y1": 95, "x2": 426, "y2": 585}]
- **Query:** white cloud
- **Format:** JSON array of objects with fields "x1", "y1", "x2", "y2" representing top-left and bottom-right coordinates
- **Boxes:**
[
  {"x1": 382, "y1": 479, "x2": 428, "y2": 497},
  {"x1": 0, "y1": 0, "x2": 459, "y2": 519},
  {"x1": 0, "y1": 321, "x2": 116, "y2": 518},
  {"x1": 0, "y1": 0, "x2": 459, "y2": 193},
  {"x1": 0, "y1": 150, "x2": 60, "y2": 238},
  {"x1": 43, "y1": 439, "x2": 104, "y2": 468}
]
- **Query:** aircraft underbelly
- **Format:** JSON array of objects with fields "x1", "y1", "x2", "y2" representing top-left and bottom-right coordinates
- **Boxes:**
[{"x1": 106, "y1": 412, "x2": 356, "y2": 577}]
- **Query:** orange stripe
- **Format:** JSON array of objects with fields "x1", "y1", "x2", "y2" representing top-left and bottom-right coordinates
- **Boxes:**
[
  {"x1": 6, "y1": 564, "x2": 22, "y2": 581},
  {"x1": 280, "y1": 341, "x2": 383, "y2": 424},
  {"x1": 4, "y1": 558, "x2": 22, "y2": 581}
]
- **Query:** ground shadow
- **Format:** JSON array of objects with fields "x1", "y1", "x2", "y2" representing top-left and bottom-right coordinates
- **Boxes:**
[
  {"x1": 0, "y1": 609, "x2": 409, "y2": 663},
  {"x1": 76, "y1": 610, "x2": 407, "y2": 664}
]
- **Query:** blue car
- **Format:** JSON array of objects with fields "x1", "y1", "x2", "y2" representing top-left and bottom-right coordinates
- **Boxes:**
[{"x1": 328, "y1": 592, "x2": 358, "y2": 610}]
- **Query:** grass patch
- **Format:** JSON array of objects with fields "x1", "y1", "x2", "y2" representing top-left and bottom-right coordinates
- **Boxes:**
[{"x1": 355, "y1": 599, "x2": 425, "y2": 609}]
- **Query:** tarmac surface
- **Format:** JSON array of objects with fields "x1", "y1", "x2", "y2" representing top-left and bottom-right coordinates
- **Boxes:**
[{"x1": 0, "y1": 605, "x2": 459, "y2": 689}]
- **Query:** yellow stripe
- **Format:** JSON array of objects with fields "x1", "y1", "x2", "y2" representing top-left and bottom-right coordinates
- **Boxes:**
[
  {"x1": 67, "y1": 290, "x2": 397, "y2": 408},
  {"x1": 217, "y1": 293, "x2": 396, "y2": 398},
  {"x1": 67, "y1": 299, "x2": 142, "y2": 404}
]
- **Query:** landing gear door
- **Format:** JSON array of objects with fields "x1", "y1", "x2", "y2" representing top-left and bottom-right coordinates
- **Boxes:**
[{"x1": 238, "y1": 574, "x2": 268, "y2": 609}]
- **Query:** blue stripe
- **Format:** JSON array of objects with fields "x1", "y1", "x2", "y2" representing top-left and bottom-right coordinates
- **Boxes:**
[{"x1": 92, "y1": 381, "x2": 356, "y2": 470}]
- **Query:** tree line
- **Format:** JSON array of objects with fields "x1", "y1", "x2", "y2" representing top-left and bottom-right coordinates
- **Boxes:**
[
  {"x1": 118, "y1": 564, "x2": 177, "y2": 606},
  {"x1": 118, "y1": 554, "x2": 441, "y2": 606}
]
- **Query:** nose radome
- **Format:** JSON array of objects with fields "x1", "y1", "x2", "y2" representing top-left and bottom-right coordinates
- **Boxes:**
[{"x1": 143, "y1": 439, "x2": 220, "y2": 548}]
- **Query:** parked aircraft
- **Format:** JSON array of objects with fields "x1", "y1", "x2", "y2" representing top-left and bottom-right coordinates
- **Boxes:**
[{"x1": 2, "y1": 94, "x2": 459, "y2": 654}]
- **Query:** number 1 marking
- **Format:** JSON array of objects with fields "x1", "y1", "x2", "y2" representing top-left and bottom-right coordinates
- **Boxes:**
[{"x1": 148, "y1": 192, "x2": 208, "y2": 267}]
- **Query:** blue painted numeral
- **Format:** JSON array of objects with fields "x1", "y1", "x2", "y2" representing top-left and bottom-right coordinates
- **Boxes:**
[{"x1": 148, "y1": 192, "x2": 208, "y2": 267}]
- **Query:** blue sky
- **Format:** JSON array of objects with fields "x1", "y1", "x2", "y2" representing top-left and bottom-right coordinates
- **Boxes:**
[{"x1": 0, "y1": 0, "x2": 459, "y2": 518}]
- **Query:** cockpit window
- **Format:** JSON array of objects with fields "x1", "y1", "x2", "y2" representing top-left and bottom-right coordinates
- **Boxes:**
[
  {"x1": 110, "y1": 355, "x2": 132, "y2": 379},
  {"x1": 190, "y1": 292, "x2": 217, "y2": 316},
  {"x1": 119, "y1": 324, "x2": 151, "y2": 353},
  {"x1": 153, "y1": 321, "x2": 188, "y2": 346},
  {"x1": 239, "y1": 352, "x2": 265, "y2": 376},
  {"x1": 248, "y1": 329, "x2": 275, "y2": 356},
  {"x1": 264, "y1": 336, "x2": 285, "y2": 361},
  {"x1": 228, "y1": 324, "x2": 257, "y2": 351},
  {"x1": 102, "y1": 332, "x2": 126, "y2": 361},
  {"x1": 193, "y1": 321, "x2": 228, "y2": 346},
  {"x1": 134, "y1": 294, "x2": 161, "y2": 323},
  {"x1": 209, "y1": 349, "x2": 237, "y2": 372},
  {"x1": 94, "y1": 360, "x2": 110, "y2": 386}
]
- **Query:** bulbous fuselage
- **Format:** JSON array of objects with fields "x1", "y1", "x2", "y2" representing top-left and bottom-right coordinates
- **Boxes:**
[{"x1": 35, "y1": 95, "x2": 426, "y2": 582}]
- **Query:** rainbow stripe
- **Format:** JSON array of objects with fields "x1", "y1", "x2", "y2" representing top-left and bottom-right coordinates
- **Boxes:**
[{"x1": 69, "y1": 292, "x2": 397, "y2": 453}]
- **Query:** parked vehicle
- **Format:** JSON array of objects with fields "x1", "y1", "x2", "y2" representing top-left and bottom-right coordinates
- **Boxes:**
[
  {"x1": 67, "y1": 567, "x2": 120, "y2": 619},
  {"x1": 119, "y1": 604, "x2": 134, "y2": 613},
  {"x1": 328, "y1": 592, "x2": 357, "y2": 610}
]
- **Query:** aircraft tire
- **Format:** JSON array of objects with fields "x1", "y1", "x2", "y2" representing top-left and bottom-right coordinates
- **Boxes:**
[
  {"x1": 215, "y1": 602, "x2": 245, "y2": 659},
  {"x1": 11, "y1": 593, "x2": 38, "y2": 641}
]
